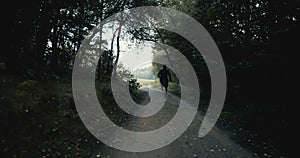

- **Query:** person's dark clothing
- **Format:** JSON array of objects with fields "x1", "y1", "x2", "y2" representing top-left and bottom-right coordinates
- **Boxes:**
[{"x1": 157, "y1": 68, "x2": 171, "y2": 88}]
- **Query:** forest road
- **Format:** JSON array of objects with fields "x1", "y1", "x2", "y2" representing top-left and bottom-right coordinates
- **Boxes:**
[{"x1": 95, "y1": 87, "x2": 258, "y2": 158}]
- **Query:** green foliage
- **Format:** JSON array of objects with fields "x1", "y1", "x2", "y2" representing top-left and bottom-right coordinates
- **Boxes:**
[
  {"x1": 0, "y1": 76, "x2": 100, "y2": 157},
  {"x1": 15, "y1": 80, "x2": 42, "y2": 109},
  {"x1": 1, "y1": 0, "x2": 147, "y2": 78},
  {"x1": 132, "y1": 66, "x2": 155, "y2": 80},
  {"x1": 0, "y1": 62, "x2": 6, "y2": 70},
  {"x1": 128, "y1": 78, "x2": 141, "y2": 91},
  {"x1": 116, "y1": 64, "x2": 141, "y2": 91}
]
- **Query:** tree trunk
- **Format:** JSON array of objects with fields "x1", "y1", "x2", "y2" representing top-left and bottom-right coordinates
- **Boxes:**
[
  {"x1": 97, "y1": 0, "x2": 104, "y2": 80},
  {"x1": 50, "y1": 19, "x2": 59, "y2": 74},
  {"x1": 33, "y1": 1, "x2": 57, "y2": 78},
  {"x1": 107, "y1": 28, "x2": 118, "y2": 75}
]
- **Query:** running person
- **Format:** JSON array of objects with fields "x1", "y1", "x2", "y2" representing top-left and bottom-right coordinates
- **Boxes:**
[{"x1": 157, "y1": 65, "x2": 172, "y2": 93}]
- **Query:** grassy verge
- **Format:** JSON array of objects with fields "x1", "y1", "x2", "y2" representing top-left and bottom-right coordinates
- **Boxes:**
[
  {"x1": 0, "y1": 76, "x2": 135, "y2": 157},
  {"x1": 137, "y1": 78, "x2": 181, "y2": 95}
]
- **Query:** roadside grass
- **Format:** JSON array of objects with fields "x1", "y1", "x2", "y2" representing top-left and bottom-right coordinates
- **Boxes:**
[
  {"x1": 0, "y1": 76, "x2": 126, "y2": 157},
  {"x1": 136, "y1": 78, "x2": 155, "y2": 87},
  {"x1": 137, "y1": 78, "x2": 181, "y2": 95}
]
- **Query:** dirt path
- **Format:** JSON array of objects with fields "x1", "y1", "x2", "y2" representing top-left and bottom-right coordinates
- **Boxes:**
[{"x1": 94, "y1": 88, "x2": 259, "y2": 158}]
